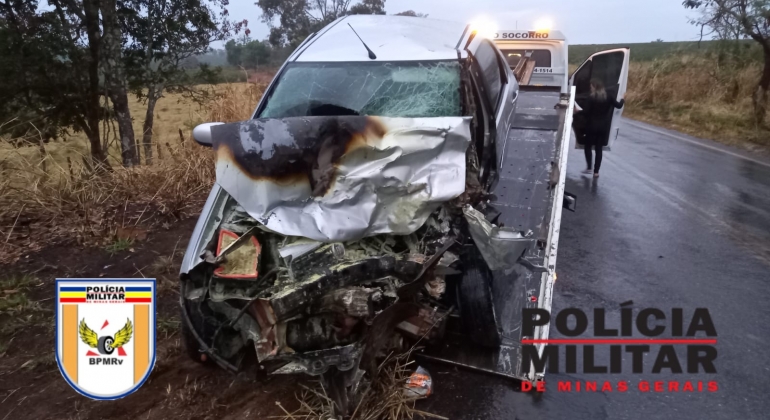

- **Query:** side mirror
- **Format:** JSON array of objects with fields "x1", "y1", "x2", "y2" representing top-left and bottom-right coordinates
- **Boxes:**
[
  {"x1": 192, "y1": 122, "x2": 224, "y2": 147},
  {"x1": 563, "y1": 192, "x2": 577, "y2": 212}
]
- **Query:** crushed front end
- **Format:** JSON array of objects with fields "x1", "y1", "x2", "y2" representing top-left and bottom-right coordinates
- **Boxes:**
[{"x1": 178, "y1": 115, "x2": 523, "y2": 412}]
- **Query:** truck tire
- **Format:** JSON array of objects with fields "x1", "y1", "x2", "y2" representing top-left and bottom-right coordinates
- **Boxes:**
[{"x1": 458, "y1": 263, "x2": 501, "y2": 347}]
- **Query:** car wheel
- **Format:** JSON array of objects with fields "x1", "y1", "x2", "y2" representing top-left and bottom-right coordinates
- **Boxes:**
[
  {"x1": 180, "y1": 300, "x2": 215, "y2": 365},
  {"x1": 458, "y1": 253, "x2": 501, "y2": 348}
]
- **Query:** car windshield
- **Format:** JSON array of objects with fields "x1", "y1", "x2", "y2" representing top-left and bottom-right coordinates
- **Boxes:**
[{"x1": 258, "y1": 61, "x2": 462, "y2": 118}]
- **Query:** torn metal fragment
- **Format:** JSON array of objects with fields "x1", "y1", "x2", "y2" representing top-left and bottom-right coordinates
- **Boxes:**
[
  {"x1": 278, "y1": 238, "x2": 323, "y2": 261},
  {"x1": 275, "y1": 343, "x2": 365, "y2": 376},
  {"x1": 396, "y1": 307, "x2": 448, "y2": 340},
  {"x1": 463, "y1": 205, "x2": 534, "y2": 272},
  {"x1": 311, "y1": 287, "x2": 381, "y2": 318}
]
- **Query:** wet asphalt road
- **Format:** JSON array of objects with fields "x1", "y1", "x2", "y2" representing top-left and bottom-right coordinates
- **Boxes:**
[{"x1": 418, "y1": 119, "x2": 770, "y2": 419}]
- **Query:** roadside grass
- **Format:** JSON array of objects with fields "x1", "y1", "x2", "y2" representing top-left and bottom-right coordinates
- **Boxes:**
[
  {"x1": 152, "y1": 255, "x2": 181, "y2": 295},
  {"x1": 0, "y1": 274, "x2": 51, "y2": 358},
  {"x1": 569, "y1": 55, "x2": 770, "y2": 152},
  {"x1": 625, "y1": 56, "x2": 770, "y2": 150},
  {"x1": 0, "y1": 81, "x2": 266, "y2": 264},
  {"x1": 105, "y1": 237, "x2": 133, "y2": 255},
  {"x1": 0, "y1": 274, "x2": 42, "y2": 314},
  {"x1": 158, "y1": 315, "x2": 181, "y2": 339}
]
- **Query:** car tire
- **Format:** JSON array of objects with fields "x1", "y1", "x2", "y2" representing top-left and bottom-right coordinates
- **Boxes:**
[
  {"x1": 97, "y1": 336, "x2": 115, "y2": 355},
  {"x1": 458, "y1": 254, "x2": 501, "y2": 348},
  {"x1": 180, "y1": 300, "x2": 214, "y2": 365}
]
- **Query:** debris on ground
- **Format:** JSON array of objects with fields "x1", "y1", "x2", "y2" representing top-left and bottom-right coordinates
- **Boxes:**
[
  {"x1": 276, "y1": 352, "x2": 447, "y2": 420},
  {"x1": 403, "y1": 367, "x2": 432, "y2": 400}
]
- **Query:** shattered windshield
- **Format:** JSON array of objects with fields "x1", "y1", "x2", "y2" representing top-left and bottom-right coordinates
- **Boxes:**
[{"x1": 258, "y1": 61, "x2": 462, "y2": 118}]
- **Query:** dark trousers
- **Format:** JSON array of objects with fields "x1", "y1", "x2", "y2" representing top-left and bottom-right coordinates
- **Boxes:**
[{"x1": 584, "y1": 144, "x2": 603, "y2": 172}]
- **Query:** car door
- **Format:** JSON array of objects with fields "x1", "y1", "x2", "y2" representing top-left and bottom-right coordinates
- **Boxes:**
[
  {"x1": 569, "y1": 48, "x2": 630, "y2": 151},
  {"x1": 466, "y1": 37, "x2": 518, "y2": 186}
]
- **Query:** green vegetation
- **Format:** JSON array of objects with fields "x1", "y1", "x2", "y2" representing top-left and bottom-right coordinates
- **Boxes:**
[
  {"x1": 105, "y1": 238, "x2": 134, "y2": 254},
  {"x1": 158, "y1": 315, "x2": 181, "y2": 338},
  {"x1": 569, "y1": 39, "x2": 760, "y2": 64},
  {"x1": 0, "y1": 274, "x2": 40, "y2": 314},
  {"x1": 0, "y1": 274, "x2": 50, "y2": 357}
]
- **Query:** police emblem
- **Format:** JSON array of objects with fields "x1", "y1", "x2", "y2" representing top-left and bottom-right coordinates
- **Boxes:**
[{"x1": 56, "y1": 279, "x2": 156, "y2": 399}]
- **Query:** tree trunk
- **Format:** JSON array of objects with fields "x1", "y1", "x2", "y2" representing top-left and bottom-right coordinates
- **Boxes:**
[
  {"x1": 82, "y1": 0, "x2": 109, "y2": 169},
  {"x1": 85, "y1": 128, "x2": 108, "y2": 168},
  {"x1": 101, "y1": 0, "x2": 138, "y2": 167},
  {"x1": 142, "y1": 89, "x2": 158, "y2": 165},
  {"x1": 752, "y1": 45, "x2": 770, "y2": 127}
]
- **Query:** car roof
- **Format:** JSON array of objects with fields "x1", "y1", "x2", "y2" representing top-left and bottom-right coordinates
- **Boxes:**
[{"x1": 293, "y1": 15, "x2": 469, "y2": 62}]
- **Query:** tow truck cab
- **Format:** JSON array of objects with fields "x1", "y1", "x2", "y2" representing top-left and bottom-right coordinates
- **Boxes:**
[
  {"x1": 494, "y1": 29, "x2": 631, "y2": 150},
  {"x1": 493, "y1": 30, "x2": 569, "y2": 93}
]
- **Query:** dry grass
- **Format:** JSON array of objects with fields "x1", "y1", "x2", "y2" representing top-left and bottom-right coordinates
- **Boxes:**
[
  {"x1": 570, "y1": 54, "x2": 770, "y2": 150},
  {"x1": 276, "y1": 352, "x2": 446, "y2": 420},
  {"x1": 624, "y1": 55, "x2": 770, "y2": 149},
  {"x1": 0, "y1": 81, "x2": 267, "y2": 264},
  {"x1": 208, "y1": 82, "x2": 267, "y2": 123}
]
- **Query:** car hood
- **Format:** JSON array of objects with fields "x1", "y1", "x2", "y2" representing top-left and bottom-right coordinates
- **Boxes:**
[{"x1": 211, "y1": 116, "x2": 472, "y2": 242}]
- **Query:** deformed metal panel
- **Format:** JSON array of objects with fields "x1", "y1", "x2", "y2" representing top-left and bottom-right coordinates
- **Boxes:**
[
  {"x1": 211, "y1": 116, "x2": 472, "y2": 242},
  {"x1": 423, "y1": 90, "x2": 567, "y2": 381}
]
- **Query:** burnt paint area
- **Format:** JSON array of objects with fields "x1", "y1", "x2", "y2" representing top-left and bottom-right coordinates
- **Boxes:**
[{"x1": 211, "y1": 117, "x2": 387, "y2": 197}]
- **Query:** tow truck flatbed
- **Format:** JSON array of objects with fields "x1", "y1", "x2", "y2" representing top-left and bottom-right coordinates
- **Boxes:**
[{"x1": 420, "y1": 87, "x2": 575, "y2": 382}]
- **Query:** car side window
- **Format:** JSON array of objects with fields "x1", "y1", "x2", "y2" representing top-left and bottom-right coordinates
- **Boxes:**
[{"x1": 473, "y1": 40, "x2": 504, "y2": 112}]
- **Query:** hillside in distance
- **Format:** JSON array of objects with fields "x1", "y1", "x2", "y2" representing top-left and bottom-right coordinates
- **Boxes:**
[
  {"x1": 569, "y1": 39, "x2": 761, "y2": 64},
  {"x1": 570, "y1": 40, "x2": 707, "y2": 63}
]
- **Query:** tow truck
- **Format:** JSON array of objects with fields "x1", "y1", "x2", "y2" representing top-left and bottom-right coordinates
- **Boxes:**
[
  {"x1": 493, "y1": 29, "x2": 630, "y2": 149},
  {"x1": 421, "y1": 27, "x2": 630, "y2": 384}
]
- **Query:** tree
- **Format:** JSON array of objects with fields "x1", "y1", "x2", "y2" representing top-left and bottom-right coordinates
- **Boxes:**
[
  {"x1": 257, "y1": 0, "x2": 387, "y2": 48},
  {"x1": 225, "y1": 38, "x2": 272, "y2": 69},
  {"x1": 180, "y1": 56, "x2": 201, "y2": 69},
  {"x1": 0, "y1": 0, "x2": 109, "y2": 167},
  {"x1": 348, "y1": 0, "x2": 384, "y2": 15},
  {"x1": 394, "y1": 10, "x2": 427, "y2": 17},
  {"x1": 102, "y1": 0, "x2": 138, "y2": 166},
  {"x1": 684, "y1": 0, "x2": 770, "y2": 125},
  {"x1": 120, "y1": 0, "x2": 245, "y2": 164},
  {"x1": 242, "y1": 40, "x2": 271, "y2": 69},
  {"x1": 225, "y1": 39, "x2": 243, "y2": 66}
]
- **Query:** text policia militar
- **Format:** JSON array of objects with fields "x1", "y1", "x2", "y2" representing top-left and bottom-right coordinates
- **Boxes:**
[{"x1": 521, "y1": 307, "x2": 718, "y2": 375}]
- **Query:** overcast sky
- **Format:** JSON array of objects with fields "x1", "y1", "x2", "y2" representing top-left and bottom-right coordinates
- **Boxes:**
[{"x1": 225, "y1": 0, "x2": 702, "y2": 46}]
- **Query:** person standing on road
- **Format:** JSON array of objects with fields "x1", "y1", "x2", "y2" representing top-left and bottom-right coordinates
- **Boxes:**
[{"x1": 574, "y1": 79, "x2": 624, "y2": 177}]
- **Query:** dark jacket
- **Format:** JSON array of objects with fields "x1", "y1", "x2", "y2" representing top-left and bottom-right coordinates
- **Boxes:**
[{"x1": 573, "y1": 93, "x2": 624, "y2": 146}]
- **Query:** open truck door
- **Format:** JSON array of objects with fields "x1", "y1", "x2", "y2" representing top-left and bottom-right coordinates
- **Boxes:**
[{"x1": 570, "y1": 48, "x2": 630, "y2": 151}]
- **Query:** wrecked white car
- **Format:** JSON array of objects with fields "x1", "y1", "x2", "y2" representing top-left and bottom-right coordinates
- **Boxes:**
[{"x1": 180, "y1": 15, "x2": 576, "y2": 413}]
